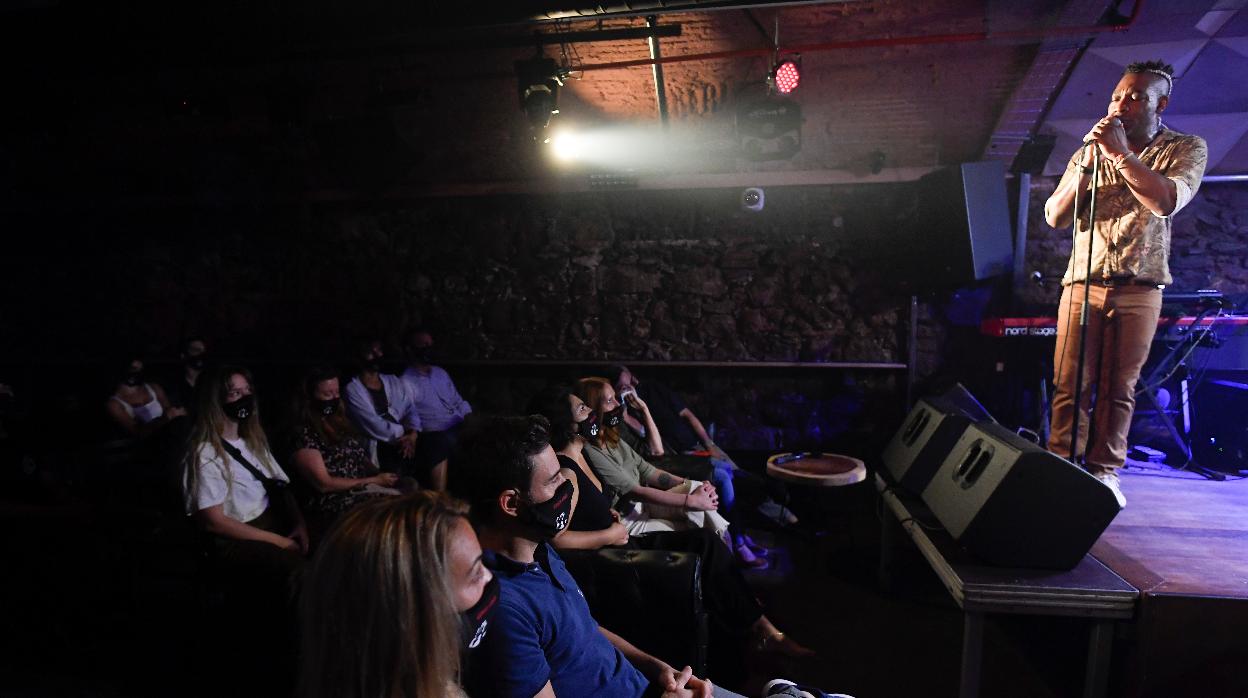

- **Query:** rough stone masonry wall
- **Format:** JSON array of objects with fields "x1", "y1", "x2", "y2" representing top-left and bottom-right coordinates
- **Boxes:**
[
  {"x1": 2, "y1": 183, "x2": 930, "y2": 452},
  {"x1": 7, "y1": 180, "x2": 1246, "y2": 451}
]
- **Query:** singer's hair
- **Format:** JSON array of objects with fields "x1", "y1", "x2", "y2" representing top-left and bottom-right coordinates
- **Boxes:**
[{"x1": 1125, "y1": 60, "x2": 1174, "y2": 95}]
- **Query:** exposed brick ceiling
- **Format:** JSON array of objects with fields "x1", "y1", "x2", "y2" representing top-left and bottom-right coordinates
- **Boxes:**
[{"x1": 7, "y1": 0, "x2": 1238, "y2": 198}]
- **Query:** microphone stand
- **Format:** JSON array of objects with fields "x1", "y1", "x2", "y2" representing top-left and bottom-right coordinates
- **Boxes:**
[{"x1": 1068, "y1": 145, "x2": 1101, "y2": 464}]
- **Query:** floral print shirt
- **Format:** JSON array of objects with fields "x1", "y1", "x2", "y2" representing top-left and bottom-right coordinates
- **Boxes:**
[{"x1": 1058, "y1": 127, "x2": 1208, "y2": 287}]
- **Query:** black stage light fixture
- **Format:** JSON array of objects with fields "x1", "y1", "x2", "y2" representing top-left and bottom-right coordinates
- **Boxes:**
[
  {"x1": 736, "y1": 96, "x2": 802, "y2": 161},
  {"x1": 516, "y1": 55, "x2": 565, "y2": 133}
]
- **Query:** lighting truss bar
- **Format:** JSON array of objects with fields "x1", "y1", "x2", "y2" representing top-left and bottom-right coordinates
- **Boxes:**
[{"x1": 494, "y1": 23, "x2": 683, "y2": 48}]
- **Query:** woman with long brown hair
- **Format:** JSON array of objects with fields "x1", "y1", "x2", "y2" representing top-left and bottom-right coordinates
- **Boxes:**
[
  {"x1": 290, "y1": 364, "x2": 406, "y2": 540},
  {"x1": 298, "y1": 491, "x2": 497, "y2": 698}
]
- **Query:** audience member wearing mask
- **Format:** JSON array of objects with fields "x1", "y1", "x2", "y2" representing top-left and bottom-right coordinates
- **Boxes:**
[
  {"x1": 344, "y1": 338, "x2": 421, "y2": 478},
  {"x1": 182, "y1": 366, "x2": 308, "y2": 561},
  {"x1": 105, "y1": 357, "x2": 185, "y2": 438},
  {"x1": 608, "y1": 365, "x2": 795, "y2": 566},
  {"x1": 528, "y1": 385, "x2": 814, "y2": 659},
  {"x1": 399, "y1": 327, "x2": 472, "y2": 491},
  {"x1": 447, "y1": 414, "x2": 744, "y2": 698},
  {"x1": 290, "y1": 365, "x2": 408, "y2": 541},
  {"x1": 575, "y1": 377, "x2": 732, "y2": 545},
  {"x1": 181, "y1": 366, "x2": 308, "y2": 694},
  {"x1": 161, "y1": 336, "x2": 209, "y2": 415},
  {"x1": 298, "y1": 492, "x2": 496, "y2": 698}
]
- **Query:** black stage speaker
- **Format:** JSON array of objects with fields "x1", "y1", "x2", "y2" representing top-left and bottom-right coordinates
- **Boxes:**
[
  {"x1": 921, "y1": 421, "x2": 1121, "y2": 570},
  {"x1": 882, "y1": 384, "x2": 993, "y2": 495},
  {"x1": 914, "y1": 160, "x2": 1014, "y2": 288},
  {"x1": 1191, "y1": 379, "x2": 1248, "y2": 472}
]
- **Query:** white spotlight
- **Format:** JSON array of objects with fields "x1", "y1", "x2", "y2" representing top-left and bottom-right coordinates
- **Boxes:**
[{"x1": 550, "y1": 130, "x2": 584, "y2": 162}]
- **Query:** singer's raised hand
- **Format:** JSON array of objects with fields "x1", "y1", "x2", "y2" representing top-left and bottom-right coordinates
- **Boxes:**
[{"x1": 1083, "y1": 116, "x2": 1128, "y2": 160}]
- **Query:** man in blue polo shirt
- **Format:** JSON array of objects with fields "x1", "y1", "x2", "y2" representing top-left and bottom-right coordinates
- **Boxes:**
[{"x1": 448, "y1": 414, "x2": 745, "y2": 698}]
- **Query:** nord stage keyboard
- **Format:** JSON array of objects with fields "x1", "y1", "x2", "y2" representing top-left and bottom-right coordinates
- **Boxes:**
[
  {"x1": 982, "y1": 289, "x2": 1230, "y2": 338},
  {"x1": 981, "y1": 315, "x2": 1248, "y2": 338}
]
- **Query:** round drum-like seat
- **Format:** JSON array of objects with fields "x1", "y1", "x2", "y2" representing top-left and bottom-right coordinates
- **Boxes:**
[{"x1": 766, "y1": 452, "x2": 867, "y2": 487}]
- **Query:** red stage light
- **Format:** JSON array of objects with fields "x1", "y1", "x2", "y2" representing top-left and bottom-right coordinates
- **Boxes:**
[{"x1": 773, "y1": 60, "x2": 800, "y2": 94}]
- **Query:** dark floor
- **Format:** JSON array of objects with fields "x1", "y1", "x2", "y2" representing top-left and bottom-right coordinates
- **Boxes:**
[
  {"x1": 0, "y1": 462, "x2": 1101, "y2": 698},
  {"x1": 729, "y1": 472, "x2": 1094, "y2": 698}
]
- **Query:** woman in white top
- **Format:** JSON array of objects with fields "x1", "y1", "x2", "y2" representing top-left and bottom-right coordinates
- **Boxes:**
[
  {"x1": 181, "y1": 365, "x2": 308, "y2": 697},
  {"x1": 183, "y1": 366, "x2": 308, "y2": 558},
  {"x1": 105, "y1": 358, "x2": 185, "y2": 438}
]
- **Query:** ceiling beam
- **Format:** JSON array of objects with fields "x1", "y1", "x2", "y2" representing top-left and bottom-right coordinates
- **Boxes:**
[{"x1": 980, "y1": 0, "x2": 1128, "y2": 168}]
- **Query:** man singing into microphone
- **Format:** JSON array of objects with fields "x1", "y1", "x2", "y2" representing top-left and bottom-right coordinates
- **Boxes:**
[{"x1": 1043, "y1": 60, "x2": 1207, "y2": 506}]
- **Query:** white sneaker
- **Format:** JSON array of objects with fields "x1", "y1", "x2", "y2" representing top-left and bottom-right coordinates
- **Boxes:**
[
  {"x1": 758, "y1": 498, "x2": 800, "y2": 526},
  {"x1": 763, "y1": 678, "x2": 857, "y2": 698},
  {"x1": 1092, "y1": 469, "x2": 1127, "y2": 508}
]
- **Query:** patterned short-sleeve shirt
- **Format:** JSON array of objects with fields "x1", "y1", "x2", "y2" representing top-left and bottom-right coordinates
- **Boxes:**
[{"x1": 1059, "y1": 127, "x2": 1207, "y2": 287}]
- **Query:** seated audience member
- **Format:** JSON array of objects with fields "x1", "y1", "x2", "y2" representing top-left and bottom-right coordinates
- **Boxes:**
[
  {"x1": 610, "y1": 366, "x2": 797, "y2": 545},
  {"x1": 529, "y1": 385, "x2": 813, "y2": 657},
  {"x1": 344, "y1": 338, "x2": 421, "y2": 478},
  {"x1": 182, "y1": 365, "x2": 308, "y2": 572},
  {"x1": 298, "y1": 492, "x2": 496, "y2": 698},
  {"x1": 289, "y1": 365, "x2": 407, "y2": 539},
  {"x1": 400, "y1": 327, "x2": 472, "y2": 491},
  {"x1": 576, "y1": 377, "x2": 732, "y2": 545},
  {"x1": 106, "y1": 356, "x2": 186, "y2": 438},
  {"x1": 446, "y1": 414, "x2": 745, "y2": 697},
  {"x1": 182, "y1": 366, "x2": 308, "y2": 693},
  {"x1": 161, "y1": 336, "x2": 209, "y2": 415}
]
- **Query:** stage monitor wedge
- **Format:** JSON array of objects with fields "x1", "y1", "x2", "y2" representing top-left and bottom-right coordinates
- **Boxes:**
[
  {"x1": 913, "y1": 160, "x2": 1014, "y2": 288},
  {"x1": 882, "y1": 384, "x2": 993, "y2": 495},
  {"x1": 921, "y1": 421, "x2": 1121, "y2": 570}
]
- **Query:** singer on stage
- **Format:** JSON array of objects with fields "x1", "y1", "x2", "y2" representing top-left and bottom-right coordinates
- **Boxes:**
[{"x1": 1042, "y1": 60, "x2": 1207, "y2": 506}]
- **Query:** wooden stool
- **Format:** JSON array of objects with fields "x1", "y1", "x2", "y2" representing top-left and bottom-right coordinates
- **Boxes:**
[
  {"x1": 766, "y1": 452, "x2": 867, "y2": 487},
  {"x1": 766, "y1": 453, "x2": 868, "y2": 568}
]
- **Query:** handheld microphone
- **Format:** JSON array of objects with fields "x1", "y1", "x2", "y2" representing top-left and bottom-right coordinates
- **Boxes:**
[{"x1": 1083, "y1": 117, "x2": 1121, "y2": 148}]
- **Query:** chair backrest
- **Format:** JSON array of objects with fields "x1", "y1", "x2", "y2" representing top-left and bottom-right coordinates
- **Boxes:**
[{"x1": 560, "y1": 547, "x2": 707, "y2": 676}]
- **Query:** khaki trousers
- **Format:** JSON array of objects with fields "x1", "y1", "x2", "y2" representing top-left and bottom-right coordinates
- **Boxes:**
[{"x1": 1047, "y1": 283, "x2": 1162, "y2": 471}]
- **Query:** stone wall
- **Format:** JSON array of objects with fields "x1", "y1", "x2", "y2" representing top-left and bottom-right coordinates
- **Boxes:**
[
  {"x1": 2, "y1": 183, "x2": 930, "y2": 452},
  {"x1": 6, "y1": 179, "x2": 1245, "y2": 452}
]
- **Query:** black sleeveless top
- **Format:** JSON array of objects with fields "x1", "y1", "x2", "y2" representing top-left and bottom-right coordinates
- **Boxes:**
[{"x1": 558, "y1": 454, "x2": 616, "y2": 532}]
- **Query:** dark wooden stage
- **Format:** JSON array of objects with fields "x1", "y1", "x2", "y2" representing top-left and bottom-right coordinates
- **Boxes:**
[
  {"x1": 872, "y1": 457, "x2": 1248, "y2": 698},
  {"x1": 1091, "y1": 464, "x2": 1248, "y2": 698}
]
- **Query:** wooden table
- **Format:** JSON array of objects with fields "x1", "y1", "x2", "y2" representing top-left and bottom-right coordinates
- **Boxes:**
[{"x1": 875, "y1": 473, "x2": 1137, "y2": 698}]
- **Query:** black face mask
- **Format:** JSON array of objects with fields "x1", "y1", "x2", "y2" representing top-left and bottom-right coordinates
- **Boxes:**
[
  {"x1": 462, "y1": 575, "x2": 500, "y2": 651},
  {"x1": 520, "y1": 479, "x2": 574, "y2": 539},
  {"x1": 185, "y1": 354, "x2": 207, "y2": 371},
  {"x1": 604, "y1": 405, "x2": 625, "y2": 428},
  {"x1": 363, "y1": 358, "x2": 382, "y2": 373},
  {"x1": 410, "y1": 346, "x2": 434, "y2": 365},
  {"x1": 576, "y1": 411, "x2": 600, "y2": 439},
  {"x1": 123, "y1": 372, "x2": 143, "y2": 387},
  {"x1": 224, "y1": 394, "x2": 255, "y2": 422},
  {"x1": 314, "y1": 398, "x2": 339, "y2": 416}
]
